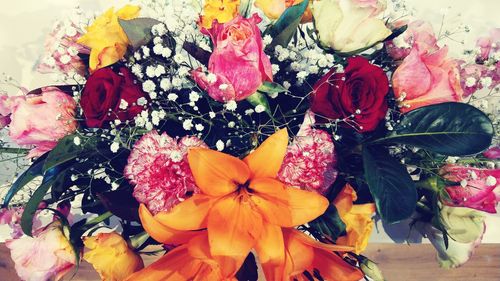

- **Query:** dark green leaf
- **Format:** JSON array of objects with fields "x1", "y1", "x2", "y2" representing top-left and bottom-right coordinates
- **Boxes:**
[
  {"x1": 2, "y1": 153, "x2": 47, "y2": 207},
  {"x1": 20, "y1": 176, "x2": 57, "y2": 236},
  {"x1": 372, "y1": 103, "x2": 494, "y2": 156},
  {"x1": 384, "y1": 25, "x2": 408, "y2": 42},
  {"x1": 363, "y1": 146, "x2": 417, "y2": 223},
  {"x1": 236, "y1": 253, "x2": 258, "y2": 281},
  {"x1": 309, "y1": 205, "x2": 346, "y2": 241},
  {"x1": 42, "y1": 135, "x2": 96, "y2": 173},
  {"x1": 267, "y1": 0, "x2": 309, "y2": 47},
  {"x1": 118, "y1": 18, "x2": 161, "y2": 50}
]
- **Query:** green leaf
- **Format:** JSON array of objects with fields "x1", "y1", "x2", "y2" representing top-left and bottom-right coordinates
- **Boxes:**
[
  {"x1": 362, "y1": 146, "x2": 417, "y2": 223},
  {"x1": 267, "y1": 0, "x2": 309, "y2": 47},
  {"x1": 2, "y1": 153, "x2": 47, "y2": 207},
  {"x1": 20, "y1": 176, "x2": 57, "y2": 236},
  {"x1": 309, "y1": 205, "x2": 346, "y2": 241},
  {"x1": 246, "y1": 92, "x2": 272, "y2": 115},
  {"x1": 257, "y1": 81, "x2": 288, "y2": 98},
  {"x1": 239, "y1": 0, "x2": 254, "y2": 18},
  {"x1": 372, "y1": 103, "x2": 494, "y2": 156},
  {"x1": 42, "y1": 135, "x2": 95, "y2": 174},
  {"x1": 119, "y1": 18, "x2": 161, "y2": 50}
]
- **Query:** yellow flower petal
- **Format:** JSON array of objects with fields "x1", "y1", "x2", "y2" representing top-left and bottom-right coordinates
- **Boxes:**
[
  {"x1": 207, "y1": 195, "x2": 263, "y2": 258},
  {"x1": 139, "y1": 204, "x2": 200, "y2": 244},
  {"x1": 333, "y1": 184, "x2": 376, "y2": 254},
  {"x1": 243, "y1": 128, "x2": 289, "y2": 179},
  {"x1": 201, "y1": 0, "x2": 240, "y2": 29},
  {"x1": 188, "y1": 148, "x2": 249, "y2": 196},
  {"x1": 116, "y1": 5, "x2": 141, "y2": 20},
  {"x1": 154, "y1": 194, "x2": 214, "y2": 231}
]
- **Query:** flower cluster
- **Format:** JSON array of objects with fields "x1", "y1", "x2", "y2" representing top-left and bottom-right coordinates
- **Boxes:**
[{"x1": 0, "y1": 1, "x2": 498, "y2": 281}]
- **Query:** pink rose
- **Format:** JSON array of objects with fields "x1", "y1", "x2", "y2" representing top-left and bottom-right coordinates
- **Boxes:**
[
  {"x1": 392, "y1": 45, "x2": 463, "y2": 113},
  {"x1": 6, "y1": 222, "x2": 77, "y2": 281},
  {"x1": 9, "y1": 87, "x2": 78, "y2": 158},
  {"x1": 484, "y1": 145, "x2": 500, "y2": 159},
  {"x1": 441, "y1": 164, "x2": 500, "y2": 213},
  {"x1": 352, "y1": 0, "x2": 387, "y2": 15},
  {"x1": 192, "y1": 14, "x2": 273, "y2": 102},
  {"x1": 387, "y1": 20, "x2": 439, "y2": 61}
]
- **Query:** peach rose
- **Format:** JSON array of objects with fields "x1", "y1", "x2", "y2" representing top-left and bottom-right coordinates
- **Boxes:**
[{"x1": 392, "y1": 45, "x2": 464, "y2": 113}]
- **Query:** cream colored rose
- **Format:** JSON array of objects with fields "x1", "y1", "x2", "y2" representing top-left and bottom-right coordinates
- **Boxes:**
[{"x1": 312, "y1": 0, "x2": 391, "y2": 53}]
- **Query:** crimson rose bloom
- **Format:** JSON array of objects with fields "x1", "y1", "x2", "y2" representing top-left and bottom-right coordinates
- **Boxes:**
[
  {"x1": 310, "y1": 57, "x2": 389, "y2": 133},
  {"x1": 81, "y1": 67, "x2": 147, "y2": 128}
]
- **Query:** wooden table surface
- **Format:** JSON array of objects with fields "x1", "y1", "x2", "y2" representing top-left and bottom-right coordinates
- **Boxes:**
[{"x1": 1, "y1": 243, "x2": 499, "y2": 281}]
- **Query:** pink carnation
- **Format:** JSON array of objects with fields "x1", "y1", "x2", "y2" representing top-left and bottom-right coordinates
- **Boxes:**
[
  {"x1": 124, "y1": 131, "x2": 207, "y2": 214},
  {"x1": 278, "y1": 112, "x2": 337, "y2": 194}
]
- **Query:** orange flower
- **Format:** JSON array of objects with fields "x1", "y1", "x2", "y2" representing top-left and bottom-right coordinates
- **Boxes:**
[
  {"x1": 333, "y1": 184, "x2": 376, "y2": 254},
  {"x1": 139, "y1": 128, "x2": 329, "y2": 277},
  {"x1": 125, "y1": 233, "x2": 237, "y2": 281},
  {"x1": 260, "y1": 228, "x2": 364, "y2": 281}
]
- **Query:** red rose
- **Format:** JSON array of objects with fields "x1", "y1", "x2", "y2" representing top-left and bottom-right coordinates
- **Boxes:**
[
  {"x1": 81, "y1": 67, "x2": 147, "y2": 128},
  {"x1": 310, "y1": 56, "x2": 389, "y2": 133}
]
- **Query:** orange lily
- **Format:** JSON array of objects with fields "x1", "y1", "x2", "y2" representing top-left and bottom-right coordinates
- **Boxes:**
[
  {"x1": 139, "y1": 128, "x2": 329, "y2": 277},
  {"x1": 266, "y1": 228, "x2": 364, "y2": 281},
  {"x1": 125, "y1": 233, "x2": 237, "y2": 281},
  {"x1": 333, "y1": 184, "x2": 376, "y2": 254}
]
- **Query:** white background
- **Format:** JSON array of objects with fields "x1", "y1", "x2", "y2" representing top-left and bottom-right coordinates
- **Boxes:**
[{"x1": 0, "y1": 0, "x2": 498, "y2": 243}]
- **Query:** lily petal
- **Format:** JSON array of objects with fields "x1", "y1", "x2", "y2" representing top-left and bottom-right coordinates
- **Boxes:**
[
  {"x1": 138, "y1": 204, "x2": 199, "y2": 245},
  {"x1": 250, "y1": 178, "x2": 293, "y2": 226},
  {"x1": 188, "y1": 148, "x2": 250, "y2": 196},
  {"x1": 154, "y1": 194, "x2": 214, "y2": 231},
  {"x1": 255, "y1": 224, "x2": 286, "y2": 281},
  {"x1": 285, "y1": 188, "x2": 329, "y2": 226},
  {"x1": 244, "y1": 128, "x2": 289, "y2": 178},
  {"x1": 207, "y1": 195, "x2": 263, "y2": 258}
]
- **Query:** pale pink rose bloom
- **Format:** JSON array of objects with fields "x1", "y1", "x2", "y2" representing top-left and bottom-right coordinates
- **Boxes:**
[
  {"x1": 0, "y1": 93, "x2": 26, "y2": 129},
  {"x1": 9, "y1": 87, "x2": 78, "y2": 158},
  {"x1": 278, "y1": 112, "x2": 337, "y2": 194},
  {"x1": 386, "y1": 20, "x2": 439, "y2": 61},
  {"x1": 37, "y1": 20, "x2": 89, "y2": 75},
  {"x1": 124, "y1": 131, "x2": 207, "y2": 214},
  {"x1": 192, "y1": 14, "x2": 273, "y2": 102},
  {"x1": 6, "y1": 222, "x2": 76, "y2": 281},
  {"x1": 475, "y1": 28, "x2": 500, "y2": 62},
  {"x1": 392, "y1": 45, "x2": 463, "y2": 113},
  {"x1": 0, "y1": 207, "x2": 24, "y2": 239},
  {"x1": 441, "y1": 164, "x2": 500, "y2": 214}
]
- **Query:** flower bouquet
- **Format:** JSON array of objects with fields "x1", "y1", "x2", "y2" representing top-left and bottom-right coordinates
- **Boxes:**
[{"x1": 0, "y1": 0, "x2": 498, "y2": 280}]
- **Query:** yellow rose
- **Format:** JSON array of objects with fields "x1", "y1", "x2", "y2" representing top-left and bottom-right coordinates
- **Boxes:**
[
  {"x1": 255, "y1": 0, "x2": 312, "y2": 23},
  {"x1": 312, "y1": 0, "x2": 392, "y2": 53},
  {"x1": 83, "y1": 232, "x2": 144, "y2": 281},
  {"x1": 77, "y1": 5, "x2": 140, "y2": 72},
  {"x1": 200, "y1": 0, "x2": 240, "y2": 29},
  {"x1": 333, "y1": 184, "x2": 376, "y2": 254}
]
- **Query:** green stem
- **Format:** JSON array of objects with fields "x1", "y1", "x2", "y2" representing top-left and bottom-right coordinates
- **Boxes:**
[
  {"x1": 129, "y1": 231, "x2": 150, "y2": 250},
  {"x1": 0, "y1": 147, "x2": 30, "y2": 154},
  {"x1": 84, "y1": 211, "x2": 113, "y2": 226}
]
